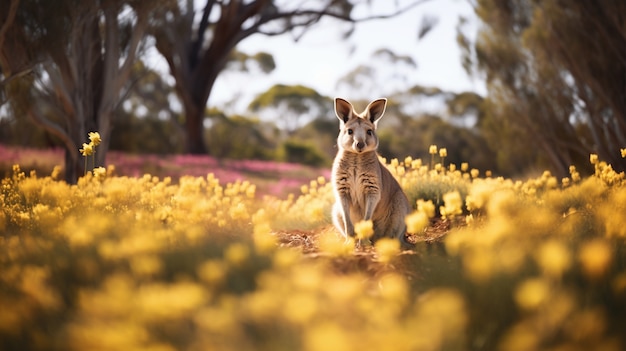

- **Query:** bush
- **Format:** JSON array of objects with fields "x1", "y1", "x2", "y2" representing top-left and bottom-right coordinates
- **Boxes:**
[{"x1": 278, "y1": 139, "x2": 330, "y2": 167}]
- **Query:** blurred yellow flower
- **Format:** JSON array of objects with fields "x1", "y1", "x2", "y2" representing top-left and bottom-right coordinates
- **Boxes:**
[
  {"x1": 198, "y1": 259, "x2": 226, "y2": 285},
  {"x1": 318, "y1": 230, "x2": 354, "y2": 256},
  {"x1": 88, "y1": 132, "x2": 101, "y2": 146},
  {"x1": 536, "y1": 240, "x2": 571, "y2": 277},
  {"x1": 417, "y1": 199, "x2": 435, "y2": 218},
  {"x1": 621, "y1": 148, "x2": 626, "y2": 158},
  {"x1": 354, "y1": 220, "x2": 374, "y2": 240},
  {"x1": 470, "y1": 169, "x2": 479, "y2": 178},
  {"x1": 579, "y1": 239, "x2": 612, "y2": 279},
  {"x1": 514, "y1": 278, "x2": 550, "y2": 310},
  {"x1": 405, "y1": 211, "x2": 429, "y2": 233},
  {"x1": 442, "y1": 191, "x2": 463, "y2": 218},
  {"x1": 224, "y1": 243, "x2": 250, "y2": 266},
  {"x1": 93, "y1": 167, "x2": 106, "y2": 180},
  {"x1": 429, "y1": 144, "x2": 438, "y2": 154},
  {"x1": 305, "y1": 322, "x2": 350, "y2": 351},
  {"x1": 80, "y1": 143, "x2": 94, "y2": 156},
  {"x1": 439, "y1": 148, "x2": 447, "y2": 158},
  {"x1": 404, "y1": 156, "x2": 413, "y2": 167},
  {"x1": 375, "y1": 238, "x2": 400, "y2": 263},
  {"x1": 590, "y1": 153, "x2": 599, "y2": 165}
]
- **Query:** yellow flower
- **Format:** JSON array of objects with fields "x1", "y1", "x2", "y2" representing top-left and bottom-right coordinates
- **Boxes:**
[
  {"x1": 405, "y1": 211, "x2": 429, "y2": 233},
  {"x1": 80, "y1": 143, "x2": 94, "y2": 156},
  {"x1": 579, "y1": 239, "x2": 612, "y2": 279},
  {"x1": 470, "y1": 169, "x2": 479, "y2": 178},
  {"x1": 536, "y1": 240, "x2": 571, "y2": 277},
  {"x1": 375, "y1": 238, "x2": 400, "y2": 263},
  {"x1": 354, "y1": 220, "x2": 374, "y2": 240},
  {"x1": 93, "y1": 167, "x2": 106, "y2": 180},
  {"x1": 417, "y1": 199, "x2": 435, "y2": 218},
  {"x1": 589, "y1": 153, "x2": 598, "y2": 165},
  {"x1": 429, "y1": 145, "x2": 438, "y2": 154},
  {"x1": 515, "y1": 278, "x2": 550, "y2": 310},
  {"x1": 439, "y1": 148, "x2": 447, "y2": 158},
  {"x1": 442, "y1": 191, "x2": 463, "y2": 218},
  {"x1": 621, "y1": 148, "x2": 626, "y2": 158},
  {"x1": 461, "y1": 162, "x2": 469, "y2": 172},
  {"x1": 88, "y1": 132, "x2": 101, "y2": 146}
]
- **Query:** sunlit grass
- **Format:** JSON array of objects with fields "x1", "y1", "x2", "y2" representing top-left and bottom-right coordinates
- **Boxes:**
[{"x1": 1, "y1": 139, "x2": 626, "y2": 350}]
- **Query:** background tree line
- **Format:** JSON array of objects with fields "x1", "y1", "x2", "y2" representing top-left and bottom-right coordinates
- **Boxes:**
[{"x1": 1, "y1": 0, "x2": 624, "y2": 182}]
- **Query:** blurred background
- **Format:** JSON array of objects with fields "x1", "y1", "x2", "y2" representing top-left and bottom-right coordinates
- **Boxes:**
[{"x1": 1, "y1": 0, "x2": 624, "y2": 183}]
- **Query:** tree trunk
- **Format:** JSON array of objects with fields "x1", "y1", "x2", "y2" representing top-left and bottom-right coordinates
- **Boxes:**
[
  {"x1": 183, "y1": 99, "x2": 207, "y2": 154},
  {"x1": 64, "y1": 148, "x2": 81, "y2": 183}
]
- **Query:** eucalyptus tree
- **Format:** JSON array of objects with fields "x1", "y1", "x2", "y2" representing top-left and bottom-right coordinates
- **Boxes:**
[
  {"x1": 461, "y1": 0, "x2": 626, "y2": 175},
  {"x1": 0, "y1": 0, "x2": 158, "y2": 183},
  {"x1": 152, "y1": 0, "x2": 432, "y2": 154}
]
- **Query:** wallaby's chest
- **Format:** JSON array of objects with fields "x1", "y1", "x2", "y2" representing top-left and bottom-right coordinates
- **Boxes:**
[{"x1": 333, "y1": 152, "x2": 381, "y2": 195}]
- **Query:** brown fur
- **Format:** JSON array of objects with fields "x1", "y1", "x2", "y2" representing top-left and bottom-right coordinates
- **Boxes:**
[{"x1": 331, "y1": 98, "x2": 412, "y2": 247}]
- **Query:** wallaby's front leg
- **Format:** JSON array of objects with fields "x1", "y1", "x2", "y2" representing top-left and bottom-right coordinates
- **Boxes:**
[
  {"x1": 358, "y1": 193, "x2": 380, "y2": 246},
  {"x1": 363, "y1": 193, "x2": 380, "y2": 222},
  {"x1": 339, "y1": 195, "x2": 355, "y2": 237}
]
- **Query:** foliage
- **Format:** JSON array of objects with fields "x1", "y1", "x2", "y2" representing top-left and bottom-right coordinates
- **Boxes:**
[
  {"x1": 249, "y1": 84, "x2": 332, "y2": 132},
  {"x1": 278, "y1": 139, "x2": 331, "y2": 168},
  {"x1": 152, "y1": 0, "x2": 429, "y2": 154},
  {"x1": 0, "y1": 144, "x2": 330, "y2": 198},
  {"x1": 2, "y1": 141, "x2": 626, "y2": 350},
  {"x1": 205, "y1": 112, "x2": 279, "y2": 161},
  {"x1": 378, "y1": 114, "x2": 496, "y2": 174},
  {"x1": 464, "y1": 0, "x2": 626, "y2": 176},
  {"x1": 0, "y1": 0, "x2": 156, "y2": 183}
]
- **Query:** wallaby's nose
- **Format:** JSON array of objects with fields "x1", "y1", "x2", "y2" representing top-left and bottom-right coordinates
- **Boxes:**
[{"x1": 356, "y1": 141, "x2": 365, "y2": 150}]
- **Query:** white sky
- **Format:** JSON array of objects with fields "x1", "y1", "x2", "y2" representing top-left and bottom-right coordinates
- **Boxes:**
[{"x1": 210, "y1": 0, "x2": 485, "y2": 113}]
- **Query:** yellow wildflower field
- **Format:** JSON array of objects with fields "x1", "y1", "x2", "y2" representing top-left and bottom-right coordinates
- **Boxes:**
[{"x1": 1, "y1": 150, "x2": 626, "y2": 351}]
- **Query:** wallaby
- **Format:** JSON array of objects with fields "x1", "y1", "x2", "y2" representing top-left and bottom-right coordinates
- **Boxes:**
[{"x1": 331, "y1": 97, "x2": 412, "y2": 247}]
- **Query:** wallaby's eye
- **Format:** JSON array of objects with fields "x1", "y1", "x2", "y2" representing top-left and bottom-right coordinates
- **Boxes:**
[
  {"x1": 367, "y1": 129, "x2": 373, "y2": 136},
  {"x1": 347, "y1": 129, "x2": 353, "y2": 135}
]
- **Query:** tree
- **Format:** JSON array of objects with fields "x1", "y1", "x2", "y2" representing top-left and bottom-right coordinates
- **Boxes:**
[
  {"x1": 0, "y1": 0, "x2": 155, "y2": 183},
  {"x1": 336, "y1": 48, "x2": 418, "y2": 100},
  {"x1": 462, "y1": 0, "x2": 626, "y2": 176},
  {"x1": 151, "y1": 0, "x2": 432, "y2": 154},
  {"x1": 248, "y1": 84, "x2": 332, "y2": 132},
  {"x1": 205, "y1": 108, "x2": 279, "y2": 160},
  {"x1": 110, "y1": 60, "x2": 185, "y2": 154}
]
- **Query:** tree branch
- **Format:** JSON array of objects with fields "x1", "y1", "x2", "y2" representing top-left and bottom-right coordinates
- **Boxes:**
[
  {"x1": 0, "y1": 0, "x2": 20, "y2": 68},
  {"x1": 116, "y1": 8, "x2": 149, "y2": 93},
  {"x1": 190, "y1": 0, "x2": 217, "y2": 68},
  {"x1": 250, "y1": 0, "x2": 434, "y2": 39},
  {"x1": 27, "y1": 102, "x2": 78, "y2": 163}
]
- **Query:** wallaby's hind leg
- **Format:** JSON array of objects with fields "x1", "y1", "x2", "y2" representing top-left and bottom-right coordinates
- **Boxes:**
[{"x1": 388, "y1": 201, "x2": 414, "y2": 249}]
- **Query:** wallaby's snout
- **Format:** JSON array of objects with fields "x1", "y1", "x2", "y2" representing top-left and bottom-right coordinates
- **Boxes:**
[{"x1": 356, "y1": 141, "x2": 365, "y2": 152}]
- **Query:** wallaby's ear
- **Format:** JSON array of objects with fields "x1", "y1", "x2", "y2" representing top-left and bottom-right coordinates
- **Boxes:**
[
  {"x1": 335, "y1": 98, "x2": 353, "y2": 123},
  {"x1": 366, "y1": 98, "x2": 387, "y2": 125}
]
